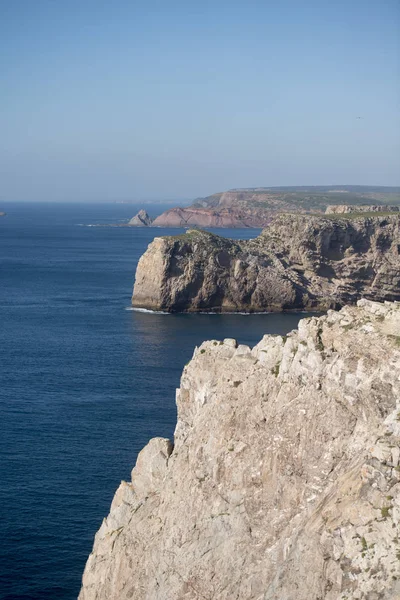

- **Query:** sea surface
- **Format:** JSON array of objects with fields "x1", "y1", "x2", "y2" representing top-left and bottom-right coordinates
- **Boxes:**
[{"x1": 0, "y1": 202, "x2": 316, "y2": 600}]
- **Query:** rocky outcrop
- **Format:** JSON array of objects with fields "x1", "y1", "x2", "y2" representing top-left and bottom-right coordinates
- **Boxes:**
[
  {"x1": 152, "y1": 206, "x2": 271, "y2": 228},
  {"x1": 148, "y1": 186, "x2": 400, "y2": 229},
  {"x1": 129, "y1": 209, "x2": 153, "y2": 227},
  {"x1": 80, "y1": 300, "x2": 400, "y2": 600},
  {"x1": 326, "y1": 205, "x2": 399, "y2": 214},
  {"x1": 131, "y1": 213, "x2": 400, "y2": 312}
]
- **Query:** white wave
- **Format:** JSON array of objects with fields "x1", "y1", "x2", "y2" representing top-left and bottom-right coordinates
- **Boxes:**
[
  {"x1": 125, "y1": 307, "x2": 171, "y2": 314},
  {"x1": 126, "y1": 307, "x2": 315, "y2": 316},
  {"x1": 197, "y1": 311, "x2": 272, "y2": 315},
  {"x1": 126, "y1": 307, "x2": 273, "y2": 315}
]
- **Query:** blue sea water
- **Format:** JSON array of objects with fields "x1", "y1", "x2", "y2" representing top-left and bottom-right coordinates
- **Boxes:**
[{"x1": 0, "y1": 202, "x2": 316, "y2": 600}]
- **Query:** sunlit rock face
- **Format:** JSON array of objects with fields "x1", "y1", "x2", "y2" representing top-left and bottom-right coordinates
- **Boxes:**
[
  {"x1": 325, "y1": 204, "x2": 399, "y2": 214},
  {"x1": 131, "y1": 214, "x2": 400, "y2": 312},
  {"x1": 128, "y1": 209, "x2": 153, "y2": 226},
  {"x1": 80, "y1": 300, "x2": 400, "y2": 600}
]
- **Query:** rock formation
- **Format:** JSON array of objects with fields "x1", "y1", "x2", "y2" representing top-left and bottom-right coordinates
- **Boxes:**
[
  {"x1": 131, "y1": 213, "x2": 400, "y2": 312},
  {"x1": 129, "y1": 209, "x2": 153, "y2": 227},
  {"x1": 79, "y1": 299, "x2": 400, "y2": 600},
  {"x1": 326, "y1": 205, "x2": 399, "y2": 215},
  {"x1": 152, "y1": 205, "x2": 271, "y2": 228},
  {"x1": 149, "y1": 186, "x2": 400, "y2": 229}
]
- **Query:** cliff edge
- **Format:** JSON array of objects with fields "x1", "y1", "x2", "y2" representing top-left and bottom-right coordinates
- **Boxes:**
[
  {"x1": 131, "y1": 213, "x2": 400, "y2": 312},
  {"x1": 80, "y1": 300, "x2": 400, "y2": 600}
]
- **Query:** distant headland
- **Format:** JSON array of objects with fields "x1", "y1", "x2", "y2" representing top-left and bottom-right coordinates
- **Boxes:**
[{"x1": 128, "y1": 185, "x2": 400, "y2": 229}]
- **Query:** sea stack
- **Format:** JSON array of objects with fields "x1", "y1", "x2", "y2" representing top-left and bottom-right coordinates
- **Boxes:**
[
  {"x1": 128, "y1": 209, "x2": 153, "y2": 227},
  {"x1": 80, "y1": 299, "x2": 400, "y2": 600}
]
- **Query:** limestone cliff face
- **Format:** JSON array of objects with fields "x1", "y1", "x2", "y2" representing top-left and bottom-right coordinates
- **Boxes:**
[
  {"x1": 80, "y1": 300, "x2": 400, "y2": 600},
  {"x1": 131, "y1": 214, "x2": 400, "y2": 312}
]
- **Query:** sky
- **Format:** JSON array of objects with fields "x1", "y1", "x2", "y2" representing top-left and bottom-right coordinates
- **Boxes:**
[{"x1": 1, "y1": 0, "x2": 399, "y2": 202}]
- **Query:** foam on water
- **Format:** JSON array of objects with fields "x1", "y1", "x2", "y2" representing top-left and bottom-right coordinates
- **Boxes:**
[{"x1": 126, "y1": 307, "x2": 171, "y2": 314}]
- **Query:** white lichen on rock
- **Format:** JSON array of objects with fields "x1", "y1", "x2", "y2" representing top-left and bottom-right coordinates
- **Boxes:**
[{"x1": 80, "y1": 300, "x2": 400, "y2": 600}]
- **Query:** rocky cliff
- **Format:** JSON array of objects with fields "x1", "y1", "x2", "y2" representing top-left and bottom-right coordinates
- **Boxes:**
[
  {"x1": 152, "y1": 205, "x2": 271, "y2": 228},
  {"x1": 131, "y1": 213, "x2": 400, "y2": 312},
  {"x1": 148, "y1": 186, "x2": 400, "y2": 229},
  {"x1": 80, "y1": 300, "x2": 400, "y2": 600}
]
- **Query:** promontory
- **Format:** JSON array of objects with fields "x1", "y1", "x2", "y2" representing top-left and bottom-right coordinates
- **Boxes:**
[
  {"x1": 131, "y1": 212, "x2": 400, "y2": 313},
  {"x1": 136, "y1": 185, "x2": 400, "y2": 229}
]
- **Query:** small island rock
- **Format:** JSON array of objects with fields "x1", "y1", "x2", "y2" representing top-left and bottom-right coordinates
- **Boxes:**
[{"x1": 128, "y1": 209, "x2": 153, "y2": 227}]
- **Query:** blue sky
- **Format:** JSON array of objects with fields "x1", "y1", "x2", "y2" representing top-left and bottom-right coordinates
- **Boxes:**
[{"x1": 1, "y1": 0, "x2": 399, "y2": 202}]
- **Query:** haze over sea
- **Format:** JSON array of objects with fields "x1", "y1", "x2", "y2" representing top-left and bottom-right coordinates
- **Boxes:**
[{"x1": 0, "y1": 202, "x2": 316, "y2": 600}]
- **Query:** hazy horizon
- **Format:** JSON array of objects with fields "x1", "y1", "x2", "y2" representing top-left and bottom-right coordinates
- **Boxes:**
[
  {"x1": 2, "y1": 183, "x2": 400, "y2": 206},
  {"x1": 1, "y1": 0, "x2": 399, "y2": 202}
]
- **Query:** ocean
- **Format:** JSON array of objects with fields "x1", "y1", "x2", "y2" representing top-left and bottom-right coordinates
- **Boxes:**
[{"x1": 0, "y1": 202, "x2": 316, "y2": 600}]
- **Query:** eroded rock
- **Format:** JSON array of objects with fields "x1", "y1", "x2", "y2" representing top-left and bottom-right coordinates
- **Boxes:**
[
  {"x1": 132, "y1": 213, "x2": 400, "y2": 312},
  {"x1": 80, "y1": 300, "x2": 400, "y2": 600},
  {"x1": 129, "y1": 209, "x2": 153, "y2": 227}
]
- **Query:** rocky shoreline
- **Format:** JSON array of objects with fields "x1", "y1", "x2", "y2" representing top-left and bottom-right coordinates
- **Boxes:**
[{"x1": 80, "y1": 299, "x2": 400, "y2": 600}]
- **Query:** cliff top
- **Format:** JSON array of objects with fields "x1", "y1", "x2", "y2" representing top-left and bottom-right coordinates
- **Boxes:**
[
  {"x1": 193, "y1": 185, "x2": 400, "y2": 213},
  {"x1": 161, "y1": 211, "x2": 400, "y2": 241},
  {"x1": 131, "y1": 212, "x2": 400, "y2": 313}
]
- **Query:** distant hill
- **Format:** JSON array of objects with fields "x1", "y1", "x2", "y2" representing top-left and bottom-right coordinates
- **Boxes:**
[
  {"x1": 192, "y1": 186, "x2": 400, "y2": 211},
  {"x1": 148, "y1": 185, "x2": 400, "y2": 228}
]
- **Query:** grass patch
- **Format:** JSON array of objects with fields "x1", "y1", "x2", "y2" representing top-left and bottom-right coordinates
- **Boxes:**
[
  {"x1": 271, "y1": 363, "x2": 280, "y2": 377},
  {"x1": 361, "y1": 537, "x2": 368, "y2": 551},
  {"x1": 381, "y1": 506, "x2": 392, "y2": 518},
  {"x1": 388, "y1": 335, "x2": 400, "y2": 347},
  {"x1": 316, "y1": 328, "x2": 324, "y2": 351}
]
